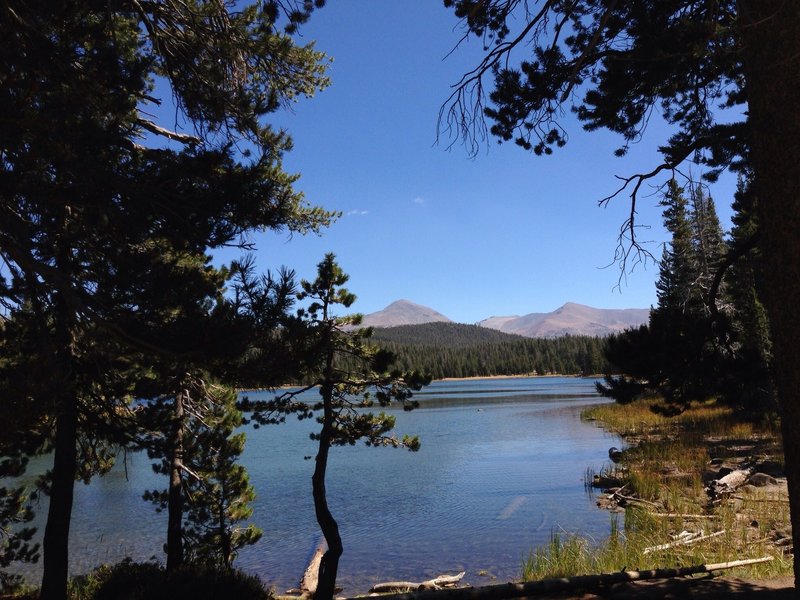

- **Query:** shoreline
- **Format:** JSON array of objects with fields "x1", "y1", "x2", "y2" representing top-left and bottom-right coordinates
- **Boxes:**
[
  {"x1": 239, "y1": 373, "x2": 591, "y2": 392},
  {"x1": 437, "y1": 373, "x2": 579, "y2": 382}
]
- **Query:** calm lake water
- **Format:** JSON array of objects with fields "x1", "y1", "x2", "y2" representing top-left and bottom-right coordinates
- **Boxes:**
[{"x1": 19, "y1": 377, "x2": 620, "y2": 594}]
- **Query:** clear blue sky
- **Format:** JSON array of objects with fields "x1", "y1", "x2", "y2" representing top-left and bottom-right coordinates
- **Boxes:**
[{"x1": 243, "y1": 1, "x2": 738, "y2": 324}]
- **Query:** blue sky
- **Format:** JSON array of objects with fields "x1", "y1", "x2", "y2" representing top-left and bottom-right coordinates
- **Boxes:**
[{"x1": 243, "y1": 1, "x2": 738, "y2": 324}]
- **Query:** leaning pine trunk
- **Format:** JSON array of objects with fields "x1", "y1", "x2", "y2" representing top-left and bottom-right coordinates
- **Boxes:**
[
  {"x1": 313, "y1": 368, "x2": 344, "y2": 600},
  {"x1": 166, "y1": 388, "x2": 187, "y2": 571},
  {"x1": 739, "y1": 0, "x2": 800, "y2": 590}
]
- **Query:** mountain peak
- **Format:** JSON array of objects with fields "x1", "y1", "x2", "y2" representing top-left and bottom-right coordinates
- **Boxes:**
[
  {"x1": 478, "y1": 302, "x2": 649, "y2": 338},
  {"x1": 361, "y1": 300, "x2": 452, "y2": 328},
  {"x1": 361, "y1": 299, "x2": 649, "y2": 337}
]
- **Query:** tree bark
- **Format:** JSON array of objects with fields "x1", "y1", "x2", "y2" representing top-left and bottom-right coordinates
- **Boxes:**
[
  {"x1": 166, "y1": 387, "x2": 187, "y2": 572},
  {"x1": 739, "y1": 0, "x2": 800, "y2": 589},
  {"x1": 39, "y1": 389, "x2": 78, "y2": 600},
  {"x1": 312, "y1": 359, "x2": 343, "y2": 600},
  {"x1": 40, "y1": 210, "x2": 79, "y2": 600}
]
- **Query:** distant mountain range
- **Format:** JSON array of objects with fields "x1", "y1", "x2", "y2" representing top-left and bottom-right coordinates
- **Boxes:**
[
  {"x1": 479, "y1": 302, "x2": 650, "y2": 338},
  {"x1": 361, "y1": 299, "x2": 648, "y2": 338}
]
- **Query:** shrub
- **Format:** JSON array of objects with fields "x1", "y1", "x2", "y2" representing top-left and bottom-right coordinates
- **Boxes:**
[{"x1": 69, "y1": 560, "x2": 270, "y2": 600}]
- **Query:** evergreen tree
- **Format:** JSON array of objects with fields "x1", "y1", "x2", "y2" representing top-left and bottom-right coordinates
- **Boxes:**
[
  {"x1": 143, "y1": 380, "x2": 261, "y2": 571},
  {"x1": 599, "y1": 181, "x2": 730, "y2": 410},
  {"x1": 654, "y1": 180, "x2": 697, "y2": 316},
  {"x1": 716, "y1": 177, "x2": 775, "y2": 414},
  {"x1": 0, "y1": 3, "x2": 331, "y2": 598},
  {"x1": 0, "y1": 461, "x2": 39, "y2": 593},
  {"x1": 250, "y1": 254, "x2": 427, "y2": 600},
  {"x1": 442, "y1": 1, "x2": 800, "y2": 580},
  {"x1": 690, "y1": 185, "x2": 727, "y2": 307}
]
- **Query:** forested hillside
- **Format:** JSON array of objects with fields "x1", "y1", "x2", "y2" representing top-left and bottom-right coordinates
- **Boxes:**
[{"x1": 371, "y1": 323, "x2": 611, "y2": 379}]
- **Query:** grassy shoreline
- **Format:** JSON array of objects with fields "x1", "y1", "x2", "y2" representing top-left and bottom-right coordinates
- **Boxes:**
[{"x1": 523, "y1": 398, "x2": 792, "y2": 582}]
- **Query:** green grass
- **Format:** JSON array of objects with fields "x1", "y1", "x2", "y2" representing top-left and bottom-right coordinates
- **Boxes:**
[{"x1": 522, "y1": 398, "x2": 790, "y2": 582}]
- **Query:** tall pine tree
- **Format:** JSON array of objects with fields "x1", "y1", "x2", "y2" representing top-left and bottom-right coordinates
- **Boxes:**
[{"x1": 0, "y1": 3, "x2": 331, "y2": 598}]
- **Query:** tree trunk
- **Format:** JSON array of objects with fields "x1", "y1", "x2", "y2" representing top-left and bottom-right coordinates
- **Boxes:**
[
  {"x1": 39, "y1": 390, "x2": 78, "y2": 600},
  {"x1": 166, "y1": 387, "x2": 187, "y2": 572},
  {"x1": 40, "y1": 210, "x2": 79, "y2": 600},
  {"x1": 739, "y1": 0, "x2": 800, "y2": 588},
  {"x1": 313, "y1": 374, "x2": 343, "y2": 600}
]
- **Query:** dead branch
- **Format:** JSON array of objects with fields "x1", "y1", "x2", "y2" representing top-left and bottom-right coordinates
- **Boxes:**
[
  {"x1": 643, "y1": 529, "x2": 726, "y2": 554},
  {"x1": 136, "y1": 117, "x2": 201, "y2": 145},
  {"x1": 648, "y1": 512, "x2": 719, "y2": 519},
  {"x1": 370, "y1": 572, "x2": 467, "y2": 594},
  {"x1": 611, "y1": 491, "x2": 661, "y2": 510},
  {"x1": 438, "y1": 1, "x2": 558, "y2": 154}
]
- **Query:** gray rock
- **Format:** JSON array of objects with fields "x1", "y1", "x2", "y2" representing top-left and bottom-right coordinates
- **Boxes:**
[{"x1": 749, "y1": 472, "x2": 779, "y2": 487}]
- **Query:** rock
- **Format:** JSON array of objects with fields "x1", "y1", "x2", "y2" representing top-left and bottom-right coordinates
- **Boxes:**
[
  {"x1": 592, "y1": 474, "x2": 624, "y2": 488},
  {"x1": 754, "y1": 459, "x2": 784, "y2": 476},
  {"x1": 749, "y1": 472, "x2": 779, "y2": 487}
]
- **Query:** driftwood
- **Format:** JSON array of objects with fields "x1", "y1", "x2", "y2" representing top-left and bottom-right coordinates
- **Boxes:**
[
  {"x1": 706, "y1": 467, "x2": 754, "y2": 498},
  {"x1": 642, "y1": 529, "x2": 726, "y2": 554},
  {"x1": 370, "y1": 572, "x2": 466, "y2": 593},
  {"x1": 648, "y1": 512, "x2": 719, "y2": 519},
  {"x1": 351, "y1": 557, "x2": 773, "y2": 600},
  {"x1": 298, "y1": 539, "x2": 327, "y2": 595},
  {"x1": 609, "y1": 489, "x2": 660, "y2": 509}
]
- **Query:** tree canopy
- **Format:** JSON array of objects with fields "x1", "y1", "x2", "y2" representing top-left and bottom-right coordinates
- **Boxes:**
[
  {"x1": 442, "y1": 0, "x2": 800, "y2": 585},
  {"x1": 0, "y1": 2, "x2": 332, "y2": 597},
  {"x1": 441, "y1": 0, "x2": 748, "y2": 261}
]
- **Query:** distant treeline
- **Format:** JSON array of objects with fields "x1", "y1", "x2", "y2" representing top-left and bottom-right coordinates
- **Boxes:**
[{"x1": 369, "y1": 322, "x2": 613, "y2": 379}]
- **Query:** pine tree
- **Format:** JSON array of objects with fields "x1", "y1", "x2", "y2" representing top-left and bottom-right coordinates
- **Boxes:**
[
  {"x1": 0, "y1": 3, "x2": 331, "y2": 597},
  {"x1": 654, "y1": 180, "x2": 697, "y2": 316},
  {"x1": 249, "y1": 254, "x2": 428, "y2": 600},
  {"x1": 599, "y1": 181, "x2": 730, "y2": 410},
  {"x1": 690, "y1": 185, "x2": 727, "y2": 309},
  {"x1": 717, "y1": 177, "x2": 775, "y2": 414},
  {"x1": 442, "y1": 2, "x2": 800, "y2": 579},
  {"x1": 143, "y1": 381, "x2": 261, "y2": 571}
]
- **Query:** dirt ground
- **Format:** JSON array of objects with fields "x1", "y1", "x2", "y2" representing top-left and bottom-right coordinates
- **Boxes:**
[{"x1": 566, "y1": 576, "x2": 795, "y2": 599}]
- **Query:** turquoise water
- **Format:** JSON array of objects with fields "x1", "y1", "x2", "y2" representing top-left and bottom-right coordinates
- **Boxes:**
[{"x1": 19, "y1": 377, "x2": 620, "y2": 594}]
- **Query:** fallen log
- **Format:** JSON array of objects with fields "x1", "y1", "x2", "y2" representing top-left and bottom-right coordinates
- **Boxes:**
[
  {"x1": 642, "y1": 529, "x2": 726, "y2": 554},
  {"x1": 299, "y1": 538, "x2": 327, "y2": 595},
  {"x1": 706, "y1": 467, "x2": 754, "y2": 498},
  {"x1": 351, "y1": 556, "x2": 773, "y2": 600},
  {"x1": 610, "y1": 491, "x2": 660, "y2": 509},
  {"x1": 648, "y1": 513, "x2": 719, "y2": 519},
  {"x1": 370, "y1": 572, "x2": 466, "y2": 593}
]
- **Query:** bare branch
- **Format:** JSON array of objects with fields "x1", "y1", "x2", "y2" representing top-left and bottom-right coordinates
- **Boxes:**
[{"x1": 136, "y1": 117, "x2": 201, "y2": 145}]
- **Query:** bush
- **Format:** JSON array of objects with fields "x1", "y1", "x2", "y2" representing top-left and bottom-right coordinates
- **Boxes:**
[{"x1": 69, "y1": 560, "x2": 270, "y2": 600}]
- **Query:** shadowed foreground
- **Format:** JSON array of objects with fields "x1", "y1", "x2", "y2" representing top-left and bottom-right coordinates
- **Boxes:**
[{"x1": 572, "y1": 576, "x2": 795, "y2": 599}]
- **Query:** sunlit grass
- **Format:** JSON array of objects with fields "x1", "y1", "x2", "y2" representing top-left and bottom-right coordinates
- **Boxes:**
[{"x1": 522, "y1": 398, "x2": 790, "y2": 582}]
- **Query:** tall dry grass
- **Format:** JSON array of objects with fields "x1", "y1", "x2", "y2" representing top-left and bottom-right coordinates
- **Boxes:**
[{"x1": 522, "y1": 399, "x2": 790, "y2": 582}]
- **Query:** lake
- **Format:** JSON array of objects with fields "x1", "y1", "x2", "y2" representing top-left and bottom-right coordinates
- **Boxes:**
[{"x1": 18, "y1": 376, "x2": 620, "y2": 594}]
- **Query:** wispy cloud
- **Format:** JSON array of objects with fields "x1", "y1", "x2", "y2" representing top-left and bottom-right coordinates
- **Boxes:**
[
  {"x1": 346, "y1": 209, "x2": 369, "y2": 216},
  {"x1": 412, "y1": 196, "x2": 426, "y2": 206}
]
